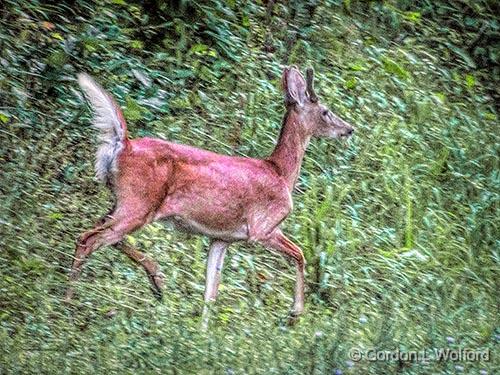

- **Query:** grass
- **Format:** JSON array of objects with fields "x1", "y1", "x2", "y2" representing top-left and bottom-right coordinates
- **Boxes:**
[{"x1": 0, "y1": 0, "x2": 498, "y2": 374}]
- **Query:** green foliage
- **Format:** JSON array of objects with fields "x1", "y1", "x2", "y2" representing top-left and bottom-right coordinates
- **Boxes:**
[{"x1": 0, "y1": 0, "x2": 498, "y2": 374}]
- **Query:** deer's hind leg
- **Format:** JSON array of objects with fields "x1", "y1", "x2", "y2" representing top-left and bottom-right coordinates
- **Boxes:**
[
  {"x1": 114, "y1": 241, "x2": 165, "y2": 299},
  {"x1": 65, "y1": 209, "x2": 151, "y2": 301}
]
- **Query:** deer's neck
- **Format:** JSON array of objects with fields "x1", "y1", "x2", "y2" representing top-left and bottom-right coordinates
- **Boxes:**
[{"x1": 268, "y1": 109, "x2": 311, "y2": 190}]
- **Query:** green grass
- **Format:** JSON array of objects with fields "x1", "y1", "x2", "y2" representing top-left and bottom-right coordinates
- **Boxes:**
[{"x1": 0, "y1": 0, "x2": 498, "y2": 374}]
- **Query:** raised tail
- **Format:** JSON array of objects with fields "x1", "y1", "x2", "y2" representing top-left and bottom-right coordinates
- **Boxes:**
[{"x1": 77, "y1": 73, "x2": 129, "y2": 184}]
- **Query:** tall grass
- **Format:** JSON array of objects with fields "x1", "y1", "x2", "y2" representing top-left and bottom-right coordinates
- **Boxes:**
[{"x1": 0, "y1": 0, "x2": 498, "y2": 373}]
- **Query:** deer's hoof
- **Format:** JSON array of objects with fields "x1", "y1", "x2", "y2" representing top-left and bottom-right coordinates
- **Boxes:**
[
  {"x1": 150, "y1": 285, "x2": 163, "y2": 301},
  {"x1": 286, "y1": 307, "x2": 303, "y2": 326},
  {"x1": 64, "y1": 288, "x2": 75, "y2": 304},
  {"x1": 149, "y1": 272, "x2": 165, "y2": 301}
]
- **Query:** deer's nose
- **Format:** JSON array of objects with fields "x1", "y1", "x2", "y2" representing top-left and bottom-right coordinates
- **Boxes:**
[{"x1": 347, "y1": 128, "x2": 354, "y2": 135}]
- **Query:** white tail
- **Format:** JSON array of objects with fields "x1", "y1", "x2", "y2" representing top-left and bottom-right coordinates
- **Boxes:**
[{"x1": 77, "y1": 73, "x2": 128, "y2": 183}]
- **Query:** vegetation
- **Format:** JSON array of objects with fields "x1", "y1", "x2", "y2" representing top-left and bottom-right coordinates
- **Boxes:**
[{"x1": 0, "y1": 0, "x2": 498, "y2": 373}]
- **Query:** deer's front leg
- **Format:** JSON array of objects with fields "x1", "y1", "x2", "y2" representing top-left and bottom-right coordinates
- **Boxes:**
[
  {"x1": 201, "y1": 240, "x2": 229, "y2": 330},
  {"x1": 204, "y1": 240, "x2": 229, "y2": 302},
  {"x1": 261, "y1": 229, "x2": 305, "y2": 319}
]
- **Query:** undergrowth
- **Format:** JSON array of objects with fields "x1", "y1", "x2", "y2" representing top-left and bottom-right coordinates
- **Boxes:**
[{"x1": 0, "y1": 1, "x2": 498, "y2": 374}]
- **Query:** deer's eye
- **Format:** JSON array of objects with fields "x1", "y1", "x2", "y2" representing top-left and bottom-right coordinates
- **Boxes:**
[{"x1": 322, "y1": 110, "x2": 329, "y2": 117}]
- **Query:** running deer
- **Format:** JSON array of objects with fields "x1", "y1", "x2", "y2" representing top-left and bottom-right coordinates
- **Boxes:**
[{"x1": 66, "y1": 66, "x2": 354, "y2": 323}]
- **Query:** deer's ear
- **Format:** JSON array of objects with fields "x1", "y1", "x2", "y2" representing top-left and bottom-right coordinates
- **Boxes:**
[{"x1": 282, "y1": 66, "x2": 307, "y2": 107}]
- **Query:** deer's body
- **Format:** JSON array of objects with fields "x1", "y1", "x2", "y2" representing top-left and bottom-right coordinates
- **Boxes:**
[
  {"x1": 66, "y1": 66, "x2": 354, "y2": 325},
  {"x1": 117, "y1": 137, "x2": 292, "y2": 242}
]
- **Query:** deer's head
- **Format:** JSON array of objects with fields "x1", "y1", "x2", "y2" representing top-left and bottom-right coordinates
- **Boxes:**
[{"x1": 282, "y1": 66, "x2": 354, "y2": 139}]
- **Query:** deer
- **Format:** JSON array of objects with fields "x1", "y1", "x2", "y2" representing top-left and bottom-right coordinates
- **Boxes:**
[{"x1": 65, "y1": 66, "x2": 354, "y2": 325}]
